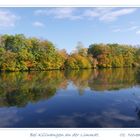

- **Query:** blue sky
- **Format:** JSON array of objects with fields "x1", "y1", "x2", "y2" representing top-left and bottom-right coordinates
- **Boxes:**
[{"x1": 0, "y1": 7, "x2": 140, "y2": 53}]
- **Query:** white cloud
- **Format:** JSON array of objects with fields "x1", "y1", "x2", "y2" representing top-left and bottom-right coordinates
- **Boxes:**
[
  {"x1": 33, "y1": 21, "x2": 44, "y2": 27},
  {"x1": 83, "y1": 8, "x2": 137, "y2": 22},
  {"x1": 127, "y1": 26, "x2": 139, "y2": 31},
  {"x1": 127, "y1": 26, "x2": 140, "y2": 31},
  {"x1": 34, "y1": 8, "x2": 137, "y2": 22},
  {"x1": 83, "y1": 8, "x2": 114, "y2": 18},
  {"x1": 112, "y1": 25, "x2": 140, "y2": 33},
  {"x1": 100, "y1": 8, "x2": 136, "y2": 22},
  {"x1": 35, "y1": 8, "x2": 81, "y2": 20},
  {"x1": 136, "y1": 30, "x2": 140, "y2": 34},
  {"x1": 0, "y1": 10, "x2": 19, "y2": 28}
]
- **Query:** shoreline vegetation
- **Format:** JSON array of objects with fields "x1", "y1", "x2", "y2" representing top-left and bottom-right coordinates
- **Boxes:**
[{"x1": 0, "y1": 34, "x2": 140, "y2": 71}]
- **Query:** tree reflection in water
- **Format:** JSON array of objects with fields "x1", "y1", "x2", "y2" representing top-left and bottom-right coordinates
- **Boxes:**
[{"x1": 0, "y1": 68, "x2": 139, "y2": 107}]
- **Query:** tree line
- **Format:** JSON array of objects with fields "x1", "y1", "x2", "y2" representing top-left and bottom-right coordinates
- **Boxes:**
[{"x1": 0, "y1": 34, "x2": 140, "y2": 71}]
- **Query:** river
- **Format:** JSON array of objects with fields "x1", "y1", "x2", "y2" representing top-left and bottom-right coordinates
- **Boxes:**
[{"x1": 0, "y1": 68, "x2": 140, "y2": 127}]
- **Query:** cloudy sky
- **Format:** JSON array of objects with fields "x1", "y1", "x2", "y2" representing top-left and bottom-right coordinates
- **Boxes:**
[{"x1": 0, "y1": 7, "x2": 140, "y2": 52}]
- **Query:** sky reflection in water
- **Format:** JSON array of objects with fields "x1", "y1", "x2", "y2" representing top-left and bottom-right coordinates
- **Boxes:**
[{"x1": 0, "y1": 68, "x2": 140, "y2": 127}]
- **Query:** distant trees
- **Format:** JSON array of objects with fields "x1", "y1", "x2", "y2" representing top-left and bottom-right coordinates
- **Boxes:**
[
  {"x1": 0, "y1": 34, "x2": 140, "y2": 71},
  {"x1": 0, "y1": 34, "x2": 65, "y2": 71},
  {"x1": 88, "y1": 43, "x2": 139, "y2": 68},
  {"x1": 64, "y1": 42, "x2": 97, "y2": 69},
  {"x1": 88, "y1": 44, "x2": 112, "y2": 68}
]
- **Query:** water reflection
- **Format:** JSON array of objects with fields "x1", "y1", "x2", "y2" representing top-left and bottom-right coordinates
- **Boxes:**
[
  {"x1": 0, "y1": 71, "x2": 65, "y2": 107},
  {"x1": 0, "y1": 68, "x2": 139, "y2": 107},
  {"x1": 0, "y1": 68, "x2": 140, "y2": 127}
]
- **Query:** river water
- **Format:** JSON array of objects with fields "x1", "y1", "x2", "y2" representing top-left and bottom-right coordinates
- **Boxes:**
[{"x1": 0, "y1": 68, "x2": 140, "y2": 127}]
